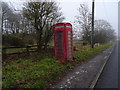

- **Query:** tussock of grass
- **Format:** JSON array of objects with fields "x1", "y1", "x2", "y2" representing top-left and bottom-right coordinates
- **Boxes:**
[{"x1": 2, "y1": 43, "x2": 112, "y2": 88}]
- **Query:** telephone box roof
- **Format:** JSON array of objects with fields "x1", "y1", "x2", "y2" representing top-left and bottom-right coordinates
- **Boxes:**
[{"x1": 54, "y1": 22, "x2": 72, "y2": 26}]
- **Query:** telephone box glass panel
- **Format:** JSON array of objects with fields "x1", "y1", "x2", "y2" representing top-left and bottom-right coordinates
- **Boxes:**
[
  {"x1": 67, "y1": 31, "x2": 72, "y2": 60},
  {"x1": 55, "y1": 31, "x2": 64, "y2": 59}
]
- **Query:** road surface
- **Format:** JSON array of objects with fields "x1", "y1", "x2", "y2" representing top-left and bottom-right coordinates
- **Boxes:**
[{"x1": 95, "y1": 41, "x2": 119, "y2": 88}]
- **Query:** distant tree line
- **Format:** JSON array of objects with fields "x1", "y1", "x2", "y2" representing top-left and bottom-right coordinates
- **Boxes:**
[
  {"x1": 74, "y1": 4, "x2": 116, "y2": 44},
  {"x1": 2, "y1": 1, "x2": 64, "y2": 49},
  {"x1": 2, "y1": 2, "x2": 116, "y2": 49}
]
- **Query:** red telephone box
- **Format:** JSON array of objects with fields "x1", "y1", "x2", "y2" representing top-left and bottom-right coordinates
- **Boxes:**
[{"x1": 54, "y1": 22, "x2": 73, "y2": 62}]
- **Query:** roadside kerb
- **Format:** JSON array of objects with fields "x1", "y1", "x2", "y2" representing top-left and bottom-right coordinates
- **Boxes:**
[{"x1": 89, "y1": 44, "x2": 116, "y2": 89}]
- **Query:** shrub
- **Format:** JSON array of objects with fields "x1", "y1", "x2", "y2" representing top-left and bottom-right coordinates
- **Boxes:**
[{"x1": 3, "y1": 34, "x2": 26, "y2": 47}]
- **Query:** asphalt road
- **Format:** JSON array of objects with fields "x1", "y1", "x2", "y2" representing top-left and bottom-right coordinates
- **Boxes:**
[{"x1": 95, "y1": 41, "x2": 119, "y2": 88}]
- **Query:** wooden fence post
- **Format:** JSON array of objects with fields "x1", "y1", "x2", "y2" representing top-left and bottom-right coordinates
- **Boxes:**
[
  {"x1": 2, "y1": 48, "x2": 6, "y2": 59},
  {"x1": 26, "y1": 46, "x2": 30, "y2": 56}
]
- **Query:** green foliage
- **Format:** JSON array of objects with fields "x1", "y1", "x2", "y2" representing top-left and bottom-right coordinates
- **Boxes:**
[
  {"x1": 21, "y1": 34, "x2": 36, "y2": 45},
  {"x1": 3, "y1": 34, "x2": 36, "y2": 47},
  {"x1": 6, "y1": 48, "x2": 26, "y2": 54},
  {"x1": 3, "y1": 34, "x2": 26, "y2": 47},
  {"x1": 2, "y1": 43, "x2": 112, "y2": 88}
]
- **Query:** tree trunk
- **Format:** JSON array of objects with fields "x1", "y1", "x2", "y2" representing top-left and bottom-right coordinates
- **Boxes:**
[
  {"x1": 43, "y1": 41, "x2": 48, "y2": 50},
  {"x1": 37, "y1": 31, "x2": 43, "y2": 51}
]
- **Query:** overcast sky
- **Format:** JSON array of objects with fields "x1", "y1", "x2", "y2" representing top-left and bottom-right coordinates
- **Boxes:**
[
  {"x1": 58, "y1": 0, "x2": 118, "y2": 34},
  {"x1": 3, "y1": 0, "x2": 119, "y2": 34}
]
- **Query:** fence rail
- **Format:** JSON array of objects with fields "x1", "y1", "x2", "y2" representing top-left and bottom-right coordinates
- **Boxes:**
[{"x1": 2, "y1": 44, "x2": 51, "y2": 59}]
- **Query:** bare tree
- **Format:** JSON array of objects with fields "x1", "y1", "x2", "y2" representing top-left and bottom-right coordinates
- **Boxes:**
[
  {"x1": 23, "y1": 1, "x2": 64, "y2": 50},
  {"x1": 94, "y1": 19, "x2": 116, "y2": 43},
  {"x1": 1, "y1": 2, "x2": 13, "y2": 34},
  {"x1": 74, "y1": 4, "x2": 92, "y2": 44},
  {"x1": 74, "y1": 4, "x2": 116, "y2": 44},
  {"x1": 1, "y1": 2, "x2": 22, "y2": 34},
  {"x1": 0, "y1": 2, "x2": 2, "y2": 46}
]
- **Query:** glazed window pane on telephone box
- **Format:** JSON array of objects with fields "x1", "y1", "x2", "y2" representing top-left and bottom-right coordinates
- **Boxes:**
[
  {"x1": 67, "y1": 31, "x2": 72, "y2": 60},
  {"x1": 55, "y1": 31, "x2": 64, "y2": 58}
]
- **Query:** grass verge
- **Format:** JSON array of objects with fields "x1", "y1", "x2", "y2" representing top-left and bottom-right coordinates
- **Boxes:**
[{"x1": 2, "y1": 43, "x2": 112, "y2": 88}]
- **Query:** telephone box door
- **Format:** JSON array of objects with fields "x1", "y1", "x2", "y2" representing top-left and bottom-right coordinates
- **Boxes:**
[{"x1": 54, "y1": 31, "x2": 65, "y2": 62}]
